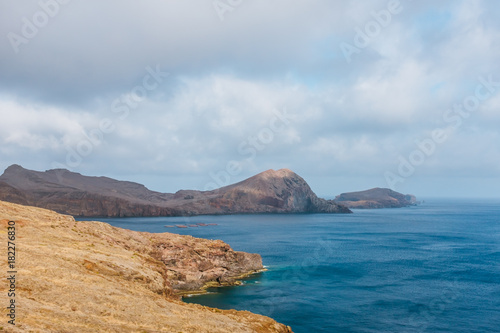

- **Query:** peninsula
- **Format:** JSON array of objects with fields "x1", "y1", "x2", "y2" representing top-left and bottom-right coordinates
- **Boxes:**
[{"x1": 0, "y1": 165, "x2": 351, "y2": 217}]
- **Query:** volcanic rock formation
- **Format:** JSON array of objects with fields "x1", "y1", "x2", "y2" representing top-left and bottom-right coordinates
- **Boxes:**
[{"x1": 0, "y1": 165, "x2": 351, "y2": 217}]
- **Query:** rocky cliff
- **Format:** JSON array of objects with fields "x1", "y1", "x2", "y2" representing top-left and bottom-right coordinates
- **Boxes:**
[
  {"x1": 334, "y1": 187, "x2": 418, "y2": 209},
  {"x1": 0, "y1": 200, "x2": 293, "y2": 333},
  {"x1": 0, "y1": 165, "x2": 351, "y2": 217},
  {"x1": 170, "y1": 169, "x2": 351, "y2": 215}
]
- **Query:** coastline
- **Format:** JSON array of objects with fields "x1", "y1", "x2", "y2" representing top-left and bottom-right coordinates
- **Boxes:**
[{"x1": 0, "y1": 200, "x2": 293, "y2": 332}]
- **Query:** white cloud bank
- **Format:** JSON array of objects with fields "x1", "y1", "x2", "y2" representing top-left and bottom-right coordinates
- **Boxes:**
[{"x1": 0, "y1": 0, "x2": 499, "y2": 197}]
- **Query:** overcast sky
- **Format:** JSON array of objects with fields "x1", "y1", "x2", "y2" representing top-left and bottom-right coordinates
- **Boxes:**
[{"x1": 1, "y1": 0, "x2": 499, "y2": 198}]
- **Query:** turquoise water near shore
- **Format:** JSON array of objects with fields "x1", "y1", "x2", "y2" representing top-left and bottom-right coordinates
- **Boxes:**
[{"x1": 83, "y1": 199, "x2": 500, "y2": 332}]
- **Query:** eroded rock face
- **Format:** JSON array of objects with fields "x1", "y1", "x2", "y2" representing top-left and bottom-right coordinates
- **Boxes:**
[
  {"x1": 0, "y1": 200, "x2": 293, "y2": 333},
  {"x1": 148, "y1": 236, "x2": 263, "y2": 291},
  {"x1": 0, "y1": 165, "x2": 351, "y2": 217},
  {"x1": 173, "y1": 168, "x2": 351, "y2": 215},
  {"x1": 334, "y1": 187, "x2": 418, "y2": 209}
]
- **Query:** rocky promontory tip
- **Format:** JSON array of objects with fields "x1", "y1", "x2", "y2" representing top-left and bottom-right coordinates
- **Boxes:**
[
  {"x1": 0, "y1": 200, "x2": 293, "y2": 332},
  {"x1": 334, "y1": 187, "x2": 418, "y2": 209},
  {"x1": 197, "y1": 168, "x2": 352, "y2": 215},
  {"x1": 0, "y1": 165, "x2": 351, "y2": 217}
]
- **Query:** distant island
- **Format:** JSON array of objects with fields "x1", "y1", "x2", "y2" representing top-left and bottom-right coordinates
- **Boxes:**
[
  {"x1": 334, "y1": 187, "x2": 418, "y2": 209},
  {"x1": 0, "y1": 165, "x2": 351, "y2": 217}
]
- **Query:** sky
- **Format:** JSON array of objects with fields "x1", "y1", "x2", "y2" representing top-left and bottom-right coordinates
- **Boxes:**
[{"x1": 0, "y1": 0, "x2": 499, "y2": 199}]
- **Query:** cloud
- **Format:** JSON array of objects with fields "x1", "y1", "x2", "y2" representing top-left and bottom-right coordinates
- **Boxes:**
[{"x1": 0, "y1": 0, "x2": 499, "y2": 197}]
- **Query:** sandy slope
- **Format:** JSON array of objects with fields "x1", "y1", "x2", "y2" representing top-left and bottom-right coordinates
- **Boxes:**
[{"x1": 0, "y1": 201, "x2": 292, "y2": 333}]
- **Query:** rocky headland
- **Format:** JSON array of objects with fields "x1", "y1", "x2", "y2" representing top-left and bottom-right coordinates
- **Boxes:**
[
  {"x1": 0, "y1": 165, "x2": 351, "y2": 217},
  {"x1": 0, "y1": 200, "x2": 292, "y2": 332},
  {"x1": 334, "y1": 187, "x2": 418, "y2": 209}
]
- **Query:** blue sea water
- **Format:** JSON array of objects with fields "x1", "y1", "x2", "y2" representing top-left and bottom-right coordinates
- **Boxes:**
[{"x1": 83, "y1": 199, "x2": 500, "y2": 332}]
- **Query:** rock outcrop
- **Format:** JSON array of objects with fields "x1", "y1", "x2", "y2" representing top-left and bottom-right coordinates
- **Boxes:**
[
  {"x1": 334, "y1": 187, "x2": 418, "y2": 209},
  {"x1": 0, "y1": 200, "x2": 293, "y2": 333},
  {"x1": 170, "y1": 169, "x2": 351, "y2": 215},
  {"x1": 0, "y1": 165, "x2": 351, "y2": 217}
]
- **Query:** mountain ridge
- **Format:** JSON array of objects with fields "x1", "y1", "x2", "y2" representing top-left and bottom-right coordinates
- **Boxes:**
[{"x1": 0, "y1": 165, "x2": 351, "y2": 217}]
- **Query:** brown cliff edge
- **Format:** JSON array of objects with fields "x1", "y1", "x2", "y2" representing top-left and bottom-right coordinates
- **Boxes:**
[{"x1": 0, "y1": 200, "x2": 293, "y2": 333}]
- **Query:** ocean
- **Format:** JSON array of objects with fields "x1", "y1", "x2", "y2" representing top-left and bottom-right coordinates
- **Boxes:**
[{"x1": 84, "y1": 199, "x2": 500, "y2": 332}]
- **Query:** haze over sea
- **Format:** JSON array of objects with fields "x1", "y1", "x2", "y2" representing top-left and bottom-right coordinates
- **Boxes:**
[{"x1": 84, "y1": 199, "x2": 500, "y2": 332}]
